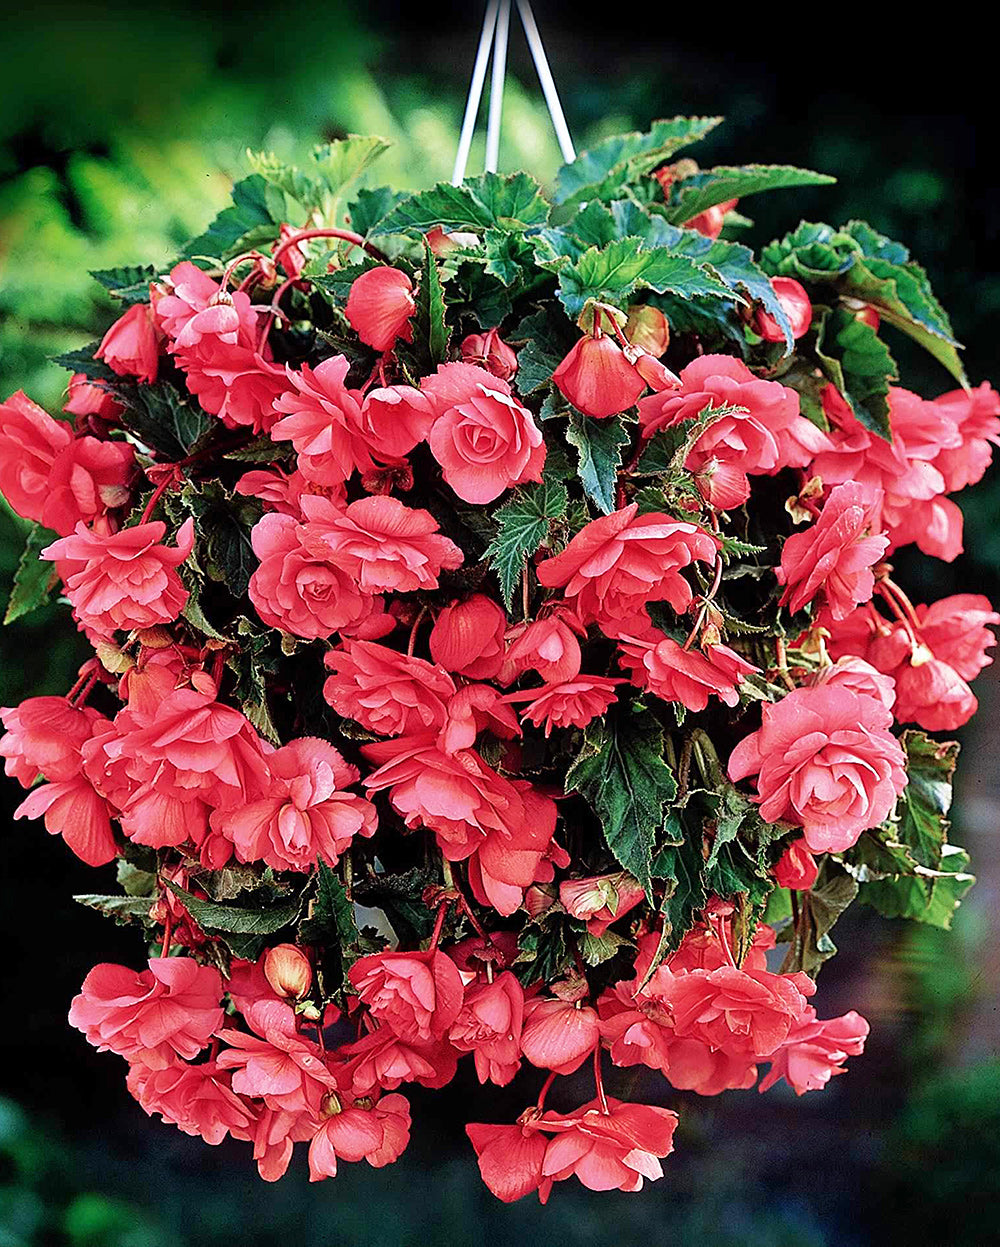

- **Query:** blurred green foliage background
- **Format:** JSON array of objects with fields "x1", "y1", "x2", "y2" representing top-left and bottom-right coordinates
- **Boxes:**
[{"x1": 1, "y1": 4, "x2": 998, "y2": 1244}]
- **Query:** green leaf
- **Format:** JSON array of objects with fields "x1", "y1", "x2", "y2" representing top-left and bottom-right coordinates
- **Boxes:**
[
  {"x1": 897, "y1": 731, "x2": 959, "y2": 869},
  {"x1": 815, "y1": 305, "x2": 898, "y2": 440},
  {"x1": 4, "y1": 523, "x2": 57, "y2": 625},
  {"x1": 651, "y1": 822, "x2": 708, "y2": 954},
  {"x1": 73, "y1": 894, "x2": 155, "y2": 923},
  {"x1": 223, "y1": 435, "x2": 295, "y2": 464},
  {"x1": 483, "y1": 229, "x2": 536, "y2": 285},
  {"x1": 51, "y1": 344, "x2": 118, "y2": 384},
  {"x1": 374, "y1": 171, "x2": 549, "y2": 235},
  {"x1": 90, "y1": 265, "x2": 156, "y2": 306},
  {"x1": 552, "y1": 116, "x2": 723, "y2": 210},
  {"x1": 511, "y1": 309, "x2": 574, "y2": 396},
  {"x1": 348, "y1": 186, "x2": 407, "y2": 237},
  {"x1": 859, "y1": 845, "x2": 974, "y2": 930},
  {"x1": 580, "y1": 929, "x2": 633, "y2": 967},
  {"x1": 412, "y1": 240, "x2": 448, "y2": 367},
  {"x1": 779, "y1": 862, "x2": 858, "y2": 975},
  {"x1": 165, "y1": 881, "x2": 301, "y2": 957},
  {"x1": 311, "y1": 137, "x2": 391, "y2": 209},
  {"x1": 309, "y1": 258, "x2": 381, "y2": 306},
  {"x1": 566, "y1": 412, "x2": 632, "y2": 514},
  {"x1": 182, "y1": 174, "x2": 283, "y2": 261},
  {"x1": 553, "y1": 237, "x2": 736, "y2": 318},
  {"x1": 662, "y1": 165, "x2": 835, "y2": 225},
  {"x1": 565, "y1": 703, "x2": 678, "y2": 898},
  {"x1": 298, "y1": 861, "x2": 362, "y2": 952},
  {"x1": 484, "y1": 479, "x2": 568, "y2": 610},
  {"x1": 116, "y1": 379, "x2": 215, "y2": 459},
  {"x1": 514, "y1": 919, "x2": 572, "y2": 987}
]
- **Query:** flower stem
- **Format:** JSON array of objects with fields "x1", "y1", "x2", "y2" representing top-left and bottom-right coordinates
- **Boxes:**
[
  {"x1": 536, "y1": 1070, "x2": 557, "y2": 1111},
  {"x1": 593, "y1": 1046, "x2": 610, "y2": 1114},
  {"x1": 270, "y1": 227, "x2": 388, "y2": 271}
]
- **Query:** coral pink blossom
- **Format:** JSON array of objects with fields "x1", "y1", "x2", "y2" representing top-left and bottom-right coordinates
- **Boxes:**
[
  {"x1": 536, "y1": 503, "x2": 720, "y2": 633},
  {"x1": 503, "y1": 615, "x2": 582, "y2": 684},
  {"x1": 728, "y1": 685, "x2": 907, "y2": 852},
  {"x1": 0, "y1": 391, "x2": 72, "y2": 521},
  {"x1": 324, "y1": 640, "x2": 454, "y2": 735},
  {"x1": 233, "y1": 1105, "x2": 315, "y2": 1182},
  {"x1": 64, "y1": 372, "x2": 123, "y2": 420},
  {"x1": 213, "y1": 737, "x2": 377, "y2": 871},
  {"x1": 308, "y1": 1092, "x2": 411, "y2": 1181},
  {"x1": 345, "y1": 266, "x2": 415, "y2": 352},
  {"x1": 336, "y1": 1028, "x2": 458, "y2": 1095},
  {"x1": 619, "y1": 632, "x2": 758, "y2": 711},
  {"x1": 438, "y1": 683, "x2": 520, "y2": 754},
  {"x1": 422, "y1": 362, "x2": 545, "y2": 503},
  {"x1": 810, "y1": 655, "x2": 896, "y2": 711},
  {"x1": 681, "y1": 407, "x2": 780, "y2": 509},
  {"x1": 358, "y1": 385, "x2": 435, "y2": 460},
  {"x1": 41, "y1": 518, "x2": 194, "y2": 636},
  {"x1": 128, "y1": 1058, "x2": 256, "y2": 1145},
  {"x1": 348, "y1": 948, "x2": 465, "y2": 1042},
  {"x1": 754, "y1": 277, "x2": 812, "y2": 342},
  {"x1": 773, "y1": 838, "x2": 820, "y2": 890},
  {"x1": 914, "y1": 594, "x2": 999, "y2": 681},
  {"x1": 537, "y1": 1098, "x2": 678, "y2": 1197},
  {"x1": 663, "y1": 965, "x2": 808, "y2": 1057},
  {"x1": 448, "y1": 971, "x2": 525, "y2": 1086},
  {"x1": 236, "y1": 466, "x2": 346, "y2": 518},
  {"x1": 460, "y1": 327, "x2": 518, "y2": 381},
  {"x1": 777, "y1": 482, "x2": 888, "y2": 619},
  {"x1": 95, "y1": 303, "x2": 160, "y2": 383},
  {"x1": 216, "y1": 1000, "x2": 338, "y2": 1113},
  {"x1": 308, "y1": 495, "x2": 463, "y2": 593},
  {"x1": 638, "y1": 354, "x2": 829, "y2": 472},
  {"x1": 893, "y1": 653, "x2": 978, "y2": 731},
  {"x1": 182, "y1": 349, "x2": 287, "y2": 435},
  {"x1": 759, "y1": 1008, "x2": 869, "y2": 1095},
  {"x1": 552, "y1": 335, "x2": 647, "y2": 419},
  {"x1": 151, "y1": 262, "x2": 224, "y2": 340},
  {"x1": 43, "y1": 436, "x2": 136, "y2": 536},
  {"x1": 429, "y1": 594, "x2": 507, "y2": 679},
  {"x1": 504, "y1": 676, "x2": 623, "y2": 735},
  {"x1": 519, "y1": 997, "x2": 600, "y2": 1074},
  {"x1": 270, "y1": 357, "x2": 375, "y2": 485},
  {"x1": 931, "y1": 382, "x2": 1000, "y2": 491},
  {"x1": 69, "y1": 957, "x2": 223, "y2": 1069},
  {"x1": 884, "y1": 495, "x2": 964, "y2": 563},
  {"x1": 466, "y1": 1122, "x2": 548, "y2": 1203},
  {"x1": 559, "y1": 873, "x2": 645, "y2": 937}
]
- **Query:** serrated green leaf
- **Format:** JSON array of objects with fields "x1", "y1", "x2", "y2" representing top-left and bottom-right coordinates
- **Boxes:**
[
  {"x1": 166, "y1": 881, "x2": 300, "y2": 941},
  {"x1": 565, "y1": 703, "x2": 678, "y2": 898},
  {"x1": 74, "y1": 894, "x2": 156, "y2": 922},
  {"x1": 859, "y1": 845, "x2": 974, "y2": 929},
  {"x1": 90, "y1": 265, "x2": 156, "y2": 306},
  {"x1": 815, "y1": 305, "x2": 898, "y2": 441},
  {"x1": 897, "y1": 730, "x2": 959, "y2": 868},
  {"x1": 4, "y1": 523, "x2": 57, "y2": 624},
  {"x1": 348, "y1": 186, "x2": 407, "y2": 237},
  {"x1": 298, "y1": 861, "x2": 361, "y2": 948},
  {"x1": 650, "y1": 819, "x2": 707, "y2": 957},
  {"x1": 580, "y1": 929, "x2": 633, "y2": 966},
  {"x1": 51, "y1": 344, "x2": 118, "y2": 383},
  {"x1": 182, "y1": 174, "x2": 282, "y2": 261},
  {"x1": 116, "y1": 378, "x2": 215, "y2": 459},
  {"x1": 566, "y1": 412, "x2": 632, "y2": 514},
  {"x1": 483, "y1": 229, "x2": 535, "y2": 285},
  {"x1": 511, "y1": 308, "x2": 574, "y2": 396},
  {"x1": 662, "y1": 164, "x2": 835, "y2": 226},
  {"x1": 413, "y1": 240, "x2": 448, "y2": 367},
  {"x1": 374, "y1": 171, "x2": 548, "y2": 236},
  {"x1": 484, "y1": 479, "x2": 568, "y2": 610},
  {"x1": 779, "y1": 861, "x2": 858, "y2": 975},
  {"x1": 223, "y1": 435, "x2": 295, "y2": 464}
]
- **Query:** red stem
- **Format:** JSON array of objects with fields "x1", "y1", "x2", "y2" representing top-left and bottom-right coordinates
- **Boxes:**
[
  {"x1": 139, "y1": 471, "x2": 181, "y2": 524},
  {"x1": 160, "y1": 912, "x2": 174, "y2": 958},
  {"x1": 428, "y1": 899, "x2": 450, "y2": 951},
  {"x1": 270, "y1": 227, "x2": 388, "y2": 271},
  {"x1": 593, "y1": 1046, "x2": 610, "y2": 1114},
  {"x1": 536, "y1": 1071, "x2": 557, "y2": 1111},
  {"x1": 407, "y1": 606, "x2": 429, "y2": 657},
  {"x1": 875, "y1": 582, "x2": 921, "y2": 648}
]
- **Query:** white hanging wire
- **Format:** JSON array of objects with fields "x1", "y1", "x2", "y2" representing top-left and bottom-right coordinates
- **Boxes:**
[
  {"x1": 451, "y1": 0, "x2": 500, "y2": 186},
  {"x1": 515, "y1": 0, "x2": 576, "y2": 163},
  {"x1": 484, "y1": 0, "x2": 511, "y2": 173}
]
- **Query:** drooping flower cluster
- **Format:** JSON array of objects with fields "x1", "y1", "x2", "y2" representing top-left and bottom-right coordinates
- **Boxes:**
[{"x1": 0, "y1": 122, "x2": 991, "y2": 1199}]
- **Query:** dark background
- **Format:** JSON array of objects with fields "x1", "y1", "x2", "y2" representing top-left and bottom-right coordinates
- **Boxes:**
[{"x1": 2, "y1": 5, "x2": 999, "y2": 1245}]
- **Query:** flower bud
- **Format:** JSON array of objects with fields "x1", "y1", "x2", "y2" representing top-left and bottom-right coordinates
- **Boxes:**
[
  {"x1": 628, "y1": 347, "x2": 681, "y2": 392},
  {"x1": 854, "y1": 305, "x2": 881, "y2": 331},
  {"x1": 460, "y1": 327, "x2": 518, "y2": 381},
  {"x1": 755, "y1": 277, "x2": 813, "y2": 342},
  {"x1": 263, "y1": 944, "x2": 313, "y2": 999},
  {"x1": 95, "y1": 303, "x2": 160, "y2": 384},
  {"x1": 625, "y1": 305, "x2": 671, "y2": 356},
  {"x1": 773, "y1": 838, "x2": 819, "y2": 890},
  {"x1": 426, "y1": 226, "x2": 480, "y2": 257},
  {"x1": 345, "y1": 266, "x2": 415, "y2": 352},
  {"x1": 552, "y1": 335, "x2": 646, "y2": 419}
]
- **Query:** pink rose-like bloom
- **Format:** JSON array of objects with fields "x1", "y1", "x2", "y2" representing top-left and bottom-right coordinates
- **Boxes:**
[
  {"x1": 358, "y1": 385, "x2": 435, "y2": 460},
  {"x1": 212, "y1": 737, "x2": 377, "y2": 871},
  {"x1": 773, "y1": 838, "x2": 820, "y2": 891},
  {"x1": 217, "y1": 1000, "x2": 337, "y2": 1115},
  {"x1": 467, "y1": 1121, "x2": 548, "y2": 1204},
  {"x1": 422, "y1": 362, "x2": 545, "y2": 503},
  {"x1": 128, "y1": 1058, "x2": 256, "y2": 1146},
  {"x1": 728, "y1": 684, "x2": 907, "y2": 853},
  {"x1": 185, "y1": 351, "x2": 287, "y2": 435},
  {"x1": 759, "y1": 1008, "x2": 869, "y2": 1095},
  {"x1": 448, "y1": 971, "x2": 525, "y2": 1086},
  {"x1": 348, "y1": 948, "x2": 465, "y2": 1042},
  {"x1": 681, "y1": 406, "x2": 780, "y2": 510},
  {"x1": 69, "y1": 957, "x2": 224, "y2": 1069},
  {"x1": 430, "y1": 594, "x2": 507, "y2": 679},
  {"x1": 663, "y1": 964, "x2": 808, "y2": 1058},
  {"x1": 931, "y1": 382, "x2": 1000, "y2": 492},
  {"x1": 336, "y1": 1028, "x2": 458, "y2": 1097},
  {"x1": 234, "y1": 1104, "x2": 316, "y2": 1182},
  {"x1": 41, "y1": 518, "x2": 194, "y2": 636},
  {"x1": 437, "y1": 683, "x2": 520, "y2": 754},
  {"x1": 536, "y1": 503, "x2": 720, "y2": 633},
  {"x1": 324, "y1": 640, "x2": 454, "y2": 736},
  {"x1": 552, "y1": 334, "x2": 647, "y2": 419},
  {"x1": 0, "y1": 391, "x2": 72, "y2": 521},
  {"x1": 460, "y1": 327, "x2": 518, "y2": 381},
  {"x1": 64, "y1": 372, "x2": 123, "y2": 420},
  {"x1": 151, "y1": 262, "x2": 224, "y2": 340},
  {"x1": 345, "y1": 266, "x2": 415, "y2": 352},
  {"x1": 537, "y1": 1098, "x2": 679, "y2": 1198},
  {"x1": 619, "y1": 632, "x2": 758, "y2": 712},
  {"x1": 809, "y1": 656, "x2": 896, "y2": 711},
  {"x1": 638, "y1": 354, "x2": 830, "y2": 472},
  {"x1": 914, "y1": 594, "x2": 1000, "y2": 682},
  {"x1": 777, "y1": 482, "x2": 889, "y2": 620},
  {"x1": 520, "y1": 997, "x2": 601, "y2": 1075},
  {"x1": 559, "y1": 873, "x2": 645, "y2": 937},
  {"x1": 504, "y1": 675, "x2": 623, "y2": 736},
  {"x1": 503, "y1": 614, "x2": 582, "y2": 684},
  {"x1": 95, "y1": 303, "x2": 160, "y2": 383},
  {"x1": 894, "y1": 652, "x2": 978, "y2": 732},
  {"x1": 270, "y1": 357, "x2": 374, "y2": 485},
  {"x1": 235, "y1": 466, "x2": 346, "y2": 518},
  {"x1": 308, "y1": 1092, "x2": 411, "y2": 1181}
]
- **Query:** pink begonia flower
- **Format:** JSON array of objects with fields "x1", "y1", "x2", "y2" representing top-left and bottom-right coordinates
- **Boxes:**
[
  {"x1": 64, "y1": 371, "x2": 123, "y2": 420},
  {"x1": 429, "y1": 594, "x2": 507, "y2": 679},
  {"x1": 503, "y1": 614, "x2": 582, "y2": 684},
  {"x1": 914, "y1": 593, "x2": 1000, "y2": 681},
  {"x1": 536, "y1": 1097, "x2": 679, "y2": 1199},
  {"x1": 448, "y1": 972, "x2": 524, "y2": 1087},
  {"x1": 758, "y1": 1007, "x2": 869, "y2": 1095},
  {"x1": 0, "y1": 391, "x2": 72, "y2": 519},
  {"x1": 324, "y1": 640, "x2": 454, "y2": 736},
  {"x1": 773, "y1": 838, "x2": 820, "y2": 891},
  {"x1": 358, "y1": 385, "x2": 435, "y2": 460},
  {"x1": 519, "y1": 997, "x2": 601, "y2": 1074},
  {"x1": 893, "y1": 652, "x2": 978, "y2": 731},
  {"x1": 777, "y1": 482, "x2": 889, "y2": 619},
  {"x1": 236, "y1": 465, "x2": 346, "y2": 519},
  {"x1": 662, "y1": 964, "x2": 809, "y2": 1057},
  {"x1": 151, "y1": 262, "x2": 226, "y2": 340},
  {"x1": 183, "y1": 349, "x2": 288, "y2": 435},
  {"x1": 345, "y1": 266, "x2": 415, "y2": 352},
  {"x1": 681, "y1": 406, "x2": 780, "y2": 510},
  {"x1": 466, "y1": 1121, "x2": 548, "y2": 1204},
  {"x1": 69, "y1": 957, "x2": 224, "y2": 1069},
  {"x1": 95, "y1": 303, "x2": 160, "y2": 383},
  {"x1": 212, "y1": 737, "x2": 377, "y2": 871},
  {"x1": 233, "y1": 1104, "x2": 316, "y2": 1182},
  {"x1": 559, "y1": 873, "x2": 645, "y2": 937},
  {"x1": 552, "y1": 335, "x2": 647, "y2": 419},
  {"x1": 270, "y1": 357, "x2": 376, "y2": 485},
  {"x1": 308, "y1": 1091, "x2": 411, "y2": 1181},
  {"x1": 306, "y1": 495, "x2": 463, "y2": 594},
  {"x1": 930, "y1": 382, "x2": 1000, "y2": 492},
  {"x1": 361, "y1": 734, "x2": 557, "y2": 916},
  {"x1": 754, "y1": 276, "x2": 813, "y2": 342},
  {"x1": 41, "y1": 518, "x2": 194, "y2": 636},
  {"x1": 536, "y1": 502, "x2": 720, "y2": 634},
  {"x1": 421, "y1": 362, "x2": 546, "y2": 503},
  {"x1": 809, "y1": 655, "x2": 896, "y2": 711},
  {"x1": 638, "y1": 354, "x2": 830, "y2": 472},
  {"x1": 216, "y1": 1000, "x2": 338, "y2": 1114},
  {"x1": 348, "y1": 948, "x2": 465, "y2": 1043},
  {"x1": 460, "y1": 327, "x2": 518, "y2": 381},
  {"x1": 437, "y1": 683, "x2": 520, "y2": 755},
  {"x1": 618, "y1": 631, "x2": 758, "y2": 712},
  {"x1": 127, "y1": 1057, "x2": 256, "y2": 1146},
  {"x1": 503, "y1": 676, "x2": 624, "y2": 736},
  {"x1": 728, "y1": 684, "x2": 907, "y2": 853},
  {"x1": 225, "y1": 958, "x2": 286, "y2": 1016},
  {"x1": 336, "y1": 1028, "x2": 458, "y2": 1096}
]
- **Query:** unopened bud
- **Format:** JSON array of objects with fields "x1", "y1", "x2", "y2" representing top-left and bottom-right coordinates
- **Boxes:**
[
  {"x1": 96, "y1": 641, "x2": 135, "y2": 676},
  {"x1": 263, "y1": 944, "x2": 313, "y2": 999},
  {"x1": 426, "y1": 226, "x2": 480, "y2": 257},
  {"x1": 630, "y1": 349, "x2": 681, "y2": 392},
  {"x1": 625, "y1": 305, "x2": 671, "y2": 356}
]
